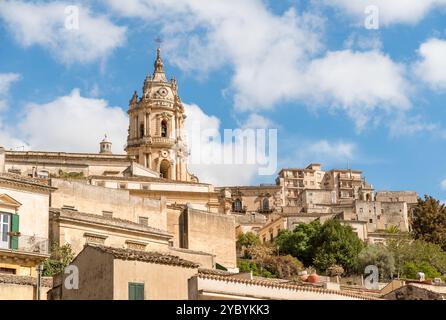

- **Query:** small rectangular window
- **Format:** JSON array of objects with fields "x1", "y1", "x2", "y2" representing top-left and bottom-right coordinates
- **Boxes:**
[
  {"x1": 0, "y1": 267, "x2": 16, "y2": 275},
  {"x1": 128, "y1": 282, "x2": 144, "y2": 300},
  {"x1": 102, "y1": 211, "x2": 113, "y2": 219},
  {"x1": 119, "y1": 183, "x2": 127, "y2": 189},
  {"x1": 139, "y1": 217, "x2": 148, "y2": 226},
  {"x1": 369, "y1": 219, "x2": 373, "y2": 223}
]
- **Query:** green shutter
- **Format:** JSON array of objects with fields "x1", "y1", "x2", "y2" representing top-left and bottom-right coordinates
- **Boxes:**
[
  {"x1": 11, "y1": 214, "x2": 19, "y2": 250},
  {"x1": 128, "y1": 283, "x2": 144, "y2": 300}
]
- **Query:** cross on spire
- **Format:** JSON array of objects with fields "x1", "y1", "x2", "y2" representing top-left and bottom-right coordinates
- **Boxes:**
[
  {"x1": 152, "y1": 37, "x2": 166, "y2": 81},
  {"x1": 155, "y1": 36, "x2": 163, "y2": 49}
]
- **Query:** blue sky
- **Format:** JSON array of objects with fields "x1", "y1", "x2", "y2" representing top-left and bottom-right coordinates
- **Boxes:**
[{"x1": 0, "y1": 0, "x2": 446, "y2": 198}]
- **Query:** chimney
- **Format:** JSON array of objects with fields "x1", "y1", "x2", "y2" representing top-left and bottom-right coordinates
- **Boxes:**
[{"x1": 0, "y1": 147, "x2": 5, "y2": 173}]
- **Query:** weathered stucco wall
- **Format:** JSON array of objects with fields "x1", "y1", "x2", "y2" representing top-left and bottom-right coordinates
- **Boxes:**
[
  {"x1": 50, "y1": 179, "x2": 167, "y2": 231},
  {"x1": 0, "y1": 186, "x2": 49, "y2": 240},
  {"x1": 0, "y1": 275, "x2": 52, "y2": 300},
  {"x1": 183, "y1": 208, "x2": 236, "y2": 269},
  {"x1": 113, "y1": 259, "x2": 198, "y2": 300},
  {"x1": 54, "y1": 219, "x2": 170, "y2": 256},
  {"x1": 61, "y1": 246, "x2": 114, "y2": 300}
]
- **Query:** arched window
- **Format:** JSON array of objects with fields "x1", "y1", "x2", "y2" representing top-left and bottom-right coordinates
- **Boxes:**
[
  {"x1": 160, "y1": 159, "x2": 170, "y2": 179},
  {"x1": 161, "y1": 120, "x2": 168, "y2": 137},
  {"x1": 140, "y1": 123, "x2": 145, "y2": 138},
  {"x1": 232, "y1": 199, "x2": 242, "y2": 212},
  {"x1": 262, "y1": 198, "x2": 269, "y2": 211}
]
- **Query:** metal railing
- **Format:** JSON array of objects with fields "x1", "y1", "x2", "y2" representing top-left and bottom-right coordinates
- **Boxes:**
[{"x1": 0, "y1": 233, "x2": 49, "y2": 255}]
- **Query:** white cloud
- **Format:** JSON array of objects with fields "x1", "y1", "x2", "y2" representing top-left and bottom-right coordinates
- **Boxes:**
[
  {"x1": 17, "y1": 89, "x2": 128, "y2": 153},
  {"x1": 322, "y1": 0, "x2": 446, "y2": 25},
  {"x1": 304, "y1": 50, "x2": 411, "y2": 130},
  {"x1": 388, "y1": 113, "x2": 443, "y2": 137},
  {"x1": 307, "y1": 140, "x2": 356, "y2": 165},
  {"x1": 184, "y1": 103, "x2": 270, "y2": 186},
  {"x1": 105, "y1": 0, "x2": 411, "y2": 133},
  {"x1": 105, "y1": 0, "x2": 323, "y2": 109},
  {"x1": 0, "y1": 73, "x2": 21, "y2": 111},
  {"x1": 344, "y1": 33, "x2": 383, "y2": 51},
  {"x1": 0, "y1": 73, "x2": 21, "y2": 96},
  {"x1": 0, "y1": 0, "x2": 126, "y2": 64},
  {"x1": 283, "y1": 139, "x2": 357, "y2": 169},
  {"x1": 241, "y1": 114, "x2": 275, "y2": 129},
  {"x1": 309, "y1": 140, "x2": 356, "y2": 161},
  {"x1": 414, "y1": 38, "x2": 446, "y2": 91},
  {"x1": 441, "y1": 179, "x2": 446, "y2": 191},
  {"x1": 0, "y1": 72, "x2": 27, "y2": 148}
]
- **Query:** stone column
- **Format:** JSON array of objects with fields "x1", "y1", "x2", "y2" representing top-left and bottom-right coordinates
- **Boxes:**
[{"x1": 146, "y1": 112, "x2": 151, "y2": 136}]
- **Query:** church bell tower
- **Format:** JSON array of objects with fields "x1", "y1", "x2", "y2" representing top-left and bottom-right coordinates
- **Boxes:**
[{"x1": 125, "y1": 48, "x2": 196, "y2": 182}]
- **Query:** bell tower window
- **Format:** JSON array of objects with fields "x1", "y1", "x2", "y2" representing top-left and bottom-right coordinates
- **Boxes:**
[
  {"x1": 160, "y1": 159, "x2": 170, "y2": 179},
  {"x1": 161, "y1": 120, "x2": 168, "y2": 137},
  {"x1": 140, "y1": 123, "x2": 144, "y2": 138}
]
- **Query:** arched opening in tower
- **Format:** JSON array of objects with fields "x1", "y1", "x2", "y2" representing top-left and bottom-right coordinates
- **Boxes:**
[
  {"x1": 160, "y1": 159, "x2": 170, "y2": 179},
  {"x1": 161, "y1": 120, "x2": 168, "y2": 138}
]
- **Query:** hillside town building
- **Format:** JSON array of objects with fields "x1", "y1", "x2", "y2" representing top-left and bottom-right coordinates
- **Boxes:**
[{"x1": 0, "y1": 49, "x2": 420, "y2": 300}]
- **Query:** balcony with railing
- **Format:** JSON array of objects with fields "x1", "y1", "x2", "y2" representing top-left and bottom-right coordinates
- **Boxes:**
[
  {"x1": 126, "y1": 136, "x2": 176, "y2": 148},
  {"x1": 0, "y1": 232, "x2": 49, "y2": 256},
  {"x1": 151, "y1": 136, "x2": 176, "y2": 147}
]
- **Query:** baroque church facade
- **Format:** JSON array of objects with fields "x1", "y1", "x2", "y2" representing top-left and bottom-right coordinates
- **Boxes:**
[{"x1": 125, "y1": 48, "x2": 196, "y2": 182}]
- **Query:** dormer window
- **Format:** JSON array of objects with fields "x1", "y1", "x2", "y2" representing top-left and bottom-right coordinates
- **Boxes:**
[{"x1": 161, "y1": 120, "x2": 168, "y2": 137}]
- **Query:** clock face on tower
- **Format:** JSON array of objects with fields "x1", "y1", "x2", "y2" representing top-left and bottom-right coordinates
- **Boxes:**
[{"x1": 157, "y1": 87, "x2": 168, "y2": 97}]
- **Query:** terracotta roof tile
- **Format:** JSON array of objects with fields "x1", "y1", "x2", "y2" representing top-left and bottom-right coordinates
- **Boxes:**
[
  {"x1": 87, "y1": 244, "x2": 199, "y2": 268},
  {"x1": 0, "y1": 172, "x2": 55, "y2": 190},
  {"x1": 50, "y1": 208, "x2": 170, "y2": 238},
  {"x1": 197, "y1": 273, "x2": 381, "y2": 300}
]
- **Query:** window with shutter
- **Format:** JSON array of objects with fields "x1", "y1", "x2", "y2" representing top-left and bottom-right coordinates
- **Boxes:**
[
  {"x1": 128, "y1": 282, "x2": 144, "y2": 300},
  {"x1": 11, "y1": 214, "x2": 19, "y2": 250}
]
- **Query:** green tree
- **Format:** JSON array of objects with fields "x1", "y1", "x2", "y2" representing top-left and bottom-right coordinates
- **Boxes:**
[
  {"x1": 387, "y1": 238, "x2": 446, "y2": 279},
  {"x1": 42, "y1": 242, "x2": 75, "y2": 276},
  {"x1": 385, "y1": 225, "x2": 401, "y2": 234},
  {"x1": 412, "y1": 195, "x2": 446, "y2": 250},
  {"x1": 238, "y1": 260, "x2": 260, "y2": 276},
  {"x1": 237, "y1": 232, "x2": 261, "y2": 250},
  {"x1": 386, "y1": 234, "x2": 411, "y2": 278},
  {"x1": 403, "y1": 261, "x2": 442, "y2": 280},
  {"x1": 276, "y1": 220, "x2": 321, "y2": 266},
  {"x1": 357, "y1": 244, "x2": 395, "y2": 280},
  {"x1": 311, "y1": 219, "x2": 363, "y2": 273},
  {"x1": 237, "y1": 232, "x2": 261, "y2": 258}
]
